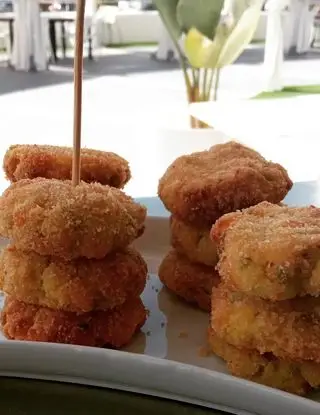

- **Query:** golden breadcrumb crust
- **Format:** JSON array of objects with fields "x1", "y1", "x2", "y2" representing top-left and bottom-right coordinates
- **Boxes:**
[
  {"x1": 211, "y1": 285, "x2": 320, "y2": 363},
  {"x1": 0, "y1": 179, "x2": 146, "y2": 259},
  {"x1": 158, "y1": 141, "x2": 292, "y2": 226},
  {"x1": 208, "y1": 328, "x2": 320, "y2": 396},
  {"x1": 3, "y1": 144, "x2": 131, "y2": 188},
  {"x1": 212, "y1": 202, "x2": 320, "y2": 300},
  {"x1": 158, "y1": 250, "x2": 220, "y2": 311},
  {"x1": 1, "y1": 296, "x2": 146, "y2": 348},
  {"x1": 170, "y1": 216, "x2": 218, "y2": 266},
  {"x1": 0, "y1": 245, "x2": 147, "y2": 313}
]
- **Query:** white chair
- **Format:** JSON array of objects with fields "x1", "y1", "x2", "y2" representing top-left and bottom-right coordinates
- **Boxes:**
[
  {"x1": 312, "y1": 7, "x2": 320, "y2": 46},
  {"x1": 60, "y1": 0, "x2": 99, "y2": 55},
  {"x1": 63, "y1": 18, "x2": 96, "y2": 49},
  {"x1": 97, "y1": 5, "x2": 122, "y2": 45}
]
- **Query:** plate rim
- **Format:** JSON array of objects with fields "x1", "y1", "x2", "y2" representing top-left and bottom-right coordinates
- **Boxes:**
[{"x1": 0, "y1": 340, "x2": 318, "y2": 415}]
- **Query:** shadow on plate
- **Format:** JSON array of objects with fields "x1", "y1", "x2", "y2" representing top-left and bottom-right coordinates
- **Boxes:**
[{"x1": 157, "y1": 286, "x2": 226, "y2": 373}]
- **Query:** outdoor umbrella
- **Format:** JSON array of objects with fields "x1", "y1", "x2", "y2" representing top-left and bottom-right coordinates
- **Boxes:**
[
  {"x1": 11, "y1": 0, "x2": 47, "y2": 71},
  {"x1": 263, "y1": 0, "x2": 290, "y2": 92}
]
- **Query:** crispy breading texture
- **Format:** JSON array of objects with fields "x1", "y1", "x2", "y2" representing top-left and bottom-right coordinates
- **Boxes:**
[
  {"x1": 1, "y1": 296, "x2": 146, "y2": 348},
  {"x1": 0, "y1": 245, "x2": 147, "y2": 313},
  {"x1": 0, "y1": 179, "x2": 146, "y2": 259},
  {"x1": 211, "y1": 285, "x2": 320, "y2": 363},
  {"x1": 212, "y1": 202, "x2": 320, "y2": 300},
  {"x1": 158, "y1": 250, "x2": 220, "y2": 311},
  {"x1": 158, "y1": 141, "x2": 292, "y2": 226},
  {"x1": 3, "y1": 144, "x2": 131, "y2": 188},
  {"x1": 170, "y1": 216, "x2": 218, "y2": 266},
  {"x1": 208, "y1": 328, "x2": 320, "y2": 396}
]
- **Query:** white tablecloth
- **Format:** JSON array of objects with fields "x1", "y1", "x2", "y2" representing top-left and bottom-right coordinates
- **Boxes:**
[{"x1": 96, "y1": 7, "x2": 161, "y2": 45}]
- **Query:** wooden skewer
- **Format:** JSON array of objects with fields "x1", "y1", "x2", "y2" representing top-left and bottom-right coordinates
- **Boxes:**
[{"x1": 72, "y1": 0, "x2": 86, "y2": 186}]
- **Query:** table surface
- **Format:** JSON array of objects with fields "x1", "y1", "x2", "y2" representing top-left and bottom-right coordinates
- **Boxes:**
[
  {"x1": 0, "y1": 11, "x2": 92, "y2": 21},
  {"x1": 0, "y1": 7, "x2": 156, "y2": 21},
  {"x1": 188, "y1": 98, "x2": 320, "y2": 185},
  {"x1": 189, "y1": 96, "x2": 320, "y2": 138}
]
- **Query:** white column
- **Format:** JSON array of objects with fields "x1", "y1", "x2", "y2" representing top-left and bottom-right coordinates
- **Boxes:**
[
  {"x1": 11, "y1": 0, "x2": 47, "y2": 71},
  {"x1": 11, "y1": 0, "x2": 30, "y2": 70},
  {"x1": 30, "y1": 0, "x2": 47, "y2": 71},
  {"x1": 263, "y1": 0, "x2": 290, "y2": 91}
]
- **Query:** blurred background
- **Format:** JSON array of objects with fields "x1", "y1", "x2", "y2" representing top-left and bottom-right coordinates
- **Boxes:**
[{"x1": 0, "y1": 0, "x2": 319, "y2": 197}]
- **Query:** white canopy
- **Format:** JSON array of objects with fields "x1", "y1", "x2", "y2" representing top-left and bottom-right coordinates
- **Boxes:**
[{"x1": 11, "y1": 0, "x2": 47, "y2": 71}]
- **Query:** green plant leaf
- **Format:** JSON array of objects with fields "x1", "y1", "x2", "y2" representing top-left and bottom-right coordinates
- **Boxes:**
[
  {"x1": 216, "y1": 0, "x2": 262, "y2": 68},
  {"x1": 176, "y1": 0, "x2": 224, "y2": 40},
  {"x1": 153, "y1": 0, "x2": 181, "y2": 41},
  {"x1": 184, "y1": 24, "x2": 229, "y2": 68}
]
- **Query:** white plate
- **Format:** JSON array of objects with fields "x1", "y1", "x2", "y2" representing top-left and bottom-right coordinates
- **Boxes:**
[{"x1": 0, "y1": 195, "x2": 319, "y2": 415}]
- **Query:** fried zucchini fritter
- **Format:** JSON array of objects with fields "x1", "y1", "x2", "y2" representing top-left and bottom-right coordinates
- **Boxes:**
[
  {"x1": 0, "y1": 245, "x2": 147, "y2": 313},
  {"x1": 170, "y1": 216, "x2": 218, "y2": 266},
  {"x1": 1, "y1": 296, "x2": 146, "y2": 348},
  {"x1": 158, "y1": 141, "x2": 292, "y2": 227},
  {"x1": 211, "y1": 285, "x2": 320, "y2": 363},
  {"x1": 208, "y1": 328, "x2": 320, "y2": 396},
  {"x1": 212, "y1": 202, "x2": 320, "y2": 300},
  {"x1": 159, "y1": 250, "x2": 220, "y2": 311},
  {"x1": 4, "y1": 144, "x2": 131, "y2": 188},
  {"x1": 0, "y1": 179, "x2": 146, "y2": 259}
]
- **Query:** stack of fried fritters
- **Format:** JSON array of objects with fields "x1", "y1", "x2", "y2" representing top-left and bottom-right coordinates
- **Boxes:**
[
  {"x1": 209, "y1": 202, "x2": 320, "y2": 395},
  {"x1": 0, "y1": 145, "x2": 148, "y2": 348},
  {"x1": 158, "y1": 141, "x2": 293, "y2": 311}
]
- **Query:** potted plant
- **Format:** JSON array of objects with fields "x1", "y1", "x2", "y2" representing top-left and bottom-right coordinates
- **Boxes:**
[{"x1": 154, "y1": 0, "x2": 263, "y2": 128}]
